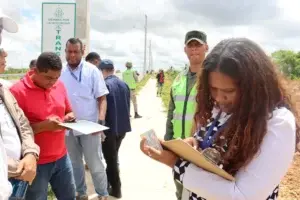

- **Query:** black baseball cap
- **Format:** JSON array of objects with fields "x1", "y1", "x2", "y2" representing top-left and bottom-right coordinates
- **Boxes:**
[
  {"x1": 185, "y1": 30, "x2": 207, "y2": 45},
  {"x1": 99, "y1": 59, "x2": 114, "y2": 70}
]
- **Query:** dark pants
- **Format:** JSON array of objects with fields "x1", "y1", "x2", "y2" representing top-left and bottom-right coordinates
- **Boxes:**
[
  {"x1": 102, "y1": 133, "x2": 126, "y2": 191},
  {"x1": 25, "y1": 154, "x2": 76, "y2": 200}
]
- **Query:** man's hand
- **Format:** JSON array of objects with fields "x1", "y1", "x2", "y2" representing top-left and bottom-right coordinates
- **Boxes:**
[
  {"x1": 15, "y1": 154, "x2": 37, "y2": 184},
  {"x1": 92, "y1": 131, "x2": 106, "y2": 142},
  {"x1": 31, "y1": 116, "x2": 64, "y2": 134},
  {"x1": 64, "y1": 112, "x2": 76, "y2": 122},
  {"x1": 45, "y1": 116, "x2": 64, "y2": 132}
]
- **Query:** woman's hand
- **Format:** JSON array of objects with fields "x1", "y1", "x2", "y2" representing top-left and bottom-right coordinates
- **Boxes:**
[
  {"x1": 140, "y1": 137, "x2": 178, "y2": 168},
  {"x1": 183, "y1": 137, "x2": 199, "y2": 150}
]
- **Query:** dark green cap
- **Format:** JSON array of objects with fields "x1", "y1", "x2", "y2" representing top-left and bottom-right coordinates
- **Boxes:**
[{"x1": 185, "y1": 30, "x2": 207, "y2": 45}]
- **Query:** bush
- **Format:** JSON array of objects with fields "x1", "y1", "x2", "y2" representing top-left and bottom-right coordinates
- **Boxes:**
[
  {"x1": 160, "y1": 69, "x2": 179, "y2": 109},
  {"x1": 48, "y1": 185, "x2": 55, "y2": 200}
]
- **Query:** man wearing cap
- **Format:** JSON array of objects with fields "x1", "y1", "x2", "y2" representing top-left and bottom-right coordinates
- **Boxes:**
[
  {"x1": 0, "y1": 14, "x2": 19, "y2": 89},
  {"x1": 122, "y1": 62, "x2": 142, "y2": 118},
  {"x1": 0, "y1": 14, "x2": 40, "y2": 199},
  {"x1": 99, "y1": 59, "x2": 131, "y2": 198},
  {"x1": 164, "y1": 30, "x2": 208, "y2": 200}
]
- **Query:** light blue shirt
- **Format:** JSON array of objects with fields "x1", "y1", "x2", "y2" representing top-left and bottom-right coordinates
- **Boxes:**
[{"x1": 60, "y1": 60, "x2": 109, "y2": 122}]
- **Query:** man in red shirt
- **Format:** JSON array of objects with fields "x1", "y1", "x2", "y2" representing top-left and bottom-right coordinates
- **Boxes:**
[{"x1": 10, "y1": 52, "x2": 76, "y2": 200}]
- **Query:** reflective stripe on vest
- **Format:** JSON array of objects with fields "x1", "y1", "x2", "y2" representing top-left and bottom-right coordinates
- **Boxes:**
[
  {"x1": 173, "y1": 113, "x2": 194, "y2": 121},
  {"x1": 171, "y1": 71, "x2": 197, "y2": 139},
  {"x1": 174, "y1": 95, "x2": 196, "y2": 102},
  {"x1": 122, "y1": 69, "x2": 136, "y2": 89}
]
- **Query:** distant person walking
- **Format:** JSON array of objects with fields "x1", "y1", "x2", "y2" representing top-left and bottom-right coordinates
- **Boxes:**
[
  {"x1": 156, "y1": 69, "x2": 165, "y2": 96},
  {"x1": 122, "y1": 62, "x2": 142, "y2": 118}
]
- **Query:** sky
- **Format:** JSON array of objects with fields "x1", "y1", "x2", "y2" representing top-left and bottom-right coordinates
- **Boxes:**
[{"x1": 1, "y1": 0, "x2": 300, "y2": 72}]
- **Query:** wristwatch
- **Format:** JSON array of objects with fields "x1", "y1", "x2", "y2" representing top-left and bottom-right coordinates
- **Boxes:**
[{"x1": 98, "y1": 120, "x2": 106, "y2": 126}]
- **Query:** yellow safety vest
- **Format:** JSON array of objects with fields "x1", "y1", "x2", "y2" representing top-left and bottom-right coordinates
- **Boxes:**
[
  {"x1": 122, "y1": 69, "x2": 136, "y2": 89},
  {"x1": 171, "y1": 70, "x2": 197, "y2": 139}
]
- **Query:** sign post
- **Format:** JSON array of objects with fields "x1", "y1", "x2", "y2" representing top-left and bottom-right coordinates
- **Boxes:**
[
  {"x1": 41, "y1": 3, "x2": 76, "y2": 62},
  {"x1": 75, "y1": 0, "x2": 90, "y2": 57}
]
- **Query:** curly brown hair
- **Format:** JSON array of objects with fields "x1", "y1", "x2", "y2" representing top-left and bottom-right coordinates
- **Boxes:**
[{"x1": 194, "y1": 38, "x2": 299, "y2": 175}]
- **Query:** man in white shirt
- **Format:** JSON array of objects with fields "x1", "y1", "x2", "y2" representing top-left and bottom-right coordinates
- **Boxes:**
[
  {"x1": 0, "y1": 13, "x2": 40, "y2": 200},
  {"x1": 0, "y1": 14, "x2": 17, "y2": 200},
  {"x1": 60, "y1": 38, "x2": 109, "y2": 200},
  {"x1": 0, "y1": 138, "x2": 11, "y2": 200}
]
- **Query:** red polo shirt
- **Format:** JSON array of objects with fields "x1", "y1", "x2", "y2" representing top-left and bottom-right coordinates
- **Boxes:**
[{"x1": 10, "y1": 71, "x2": 72, "y2": 164}]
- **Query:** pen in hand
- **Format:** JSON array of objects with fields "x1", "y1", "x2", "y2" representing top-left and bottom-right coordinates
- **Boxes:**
[{"x1": 64, "y1": 112, "x2": 76, "y2": 123}]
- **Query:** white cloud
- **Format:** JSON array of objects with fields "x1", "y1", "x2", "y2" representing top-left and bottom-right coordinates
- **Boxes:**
[{"x1": 1, "y1": 0, "x2": 300, "y2": 72}]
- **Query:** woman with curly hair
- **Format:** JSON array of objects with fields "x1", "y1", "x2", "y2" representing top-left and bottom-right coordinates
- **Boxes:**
[{"x1": 140, "y1": 38, "x2": 298, "y2": 200}]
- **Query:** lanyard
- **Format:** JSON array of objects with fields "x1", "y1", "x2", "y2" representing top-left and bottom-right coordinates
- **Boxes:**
[
  {"x1": 200, "y1": 111, "x2": 227, "y2": 149},
  {"x1": 68, "y1": 62, "x2": 83, "y2": 83}
]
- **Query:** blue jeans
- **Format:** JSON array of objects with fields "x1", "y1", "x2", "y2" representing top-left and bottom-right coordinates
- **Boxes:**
[
  {"x1": 66, "y1": 132, "x2": 108, "y2": 197},
  {"x1": 25, "y1": 154, "x2": 76, "y2": 200},
  {"x1": 9, "y1": 179, "x2": 28, "y2": 200}
]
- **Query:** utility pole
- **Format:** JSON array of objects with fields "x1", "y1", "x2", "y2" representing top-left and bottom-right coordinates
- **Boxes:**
[
  {"x1": 76, "y1": 0, "x2": 90, "y2": 57},
  {"x1": 148, "y1": 40, "x2": 152, "y2": 72},
  {"x1": 143, "y1": 14, "x2": 147, "y2": 75}
]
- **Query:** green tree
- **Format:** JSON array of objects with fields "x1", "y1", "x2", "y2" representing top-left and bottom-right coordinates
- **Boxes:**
[{"x1": 271, "y1": 50, "x2": 300, "y2": 79}]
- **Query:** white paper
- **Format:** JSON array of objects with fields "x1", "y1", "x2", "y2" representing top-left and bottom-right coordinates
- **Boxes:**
[
  {"x1": 60, "y1": 120, "x2": 109, "y2": 135},
  {"x1": 140, "y1": 129, "x2": 163, "y2": 151}
]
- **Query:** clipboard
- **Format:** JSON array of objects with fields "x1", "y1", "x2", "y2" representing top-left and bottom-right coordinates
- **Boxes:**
[
  {"x1": 162, "y1": 138, "x2": 235, "y2": 181},
  {"x1": 59, "y1": 120, "x2": 109, "y2": 135}
]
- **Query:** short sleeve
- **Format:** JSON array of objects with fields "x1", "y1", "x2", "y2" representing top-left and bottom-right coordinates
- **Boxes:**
[
  {"x1": 92, "y1": 68, "x2": 109, "y2": 98},
  {"x1": 61, "y1": 83, "x2": 72, "y2": 113}
]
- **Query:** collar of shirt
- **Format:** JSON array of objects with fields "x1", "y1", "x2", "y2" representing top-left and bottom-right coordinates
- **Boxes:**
[
  {"x1": 105, "y1": 74, "x2": 117, "y2": 80},
  {"x1": 23, "y1": 70, "x2": 58, "y2": 91},
  {"x1": 66, "y1": 59, "x2": 84, "y2": 72}
]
